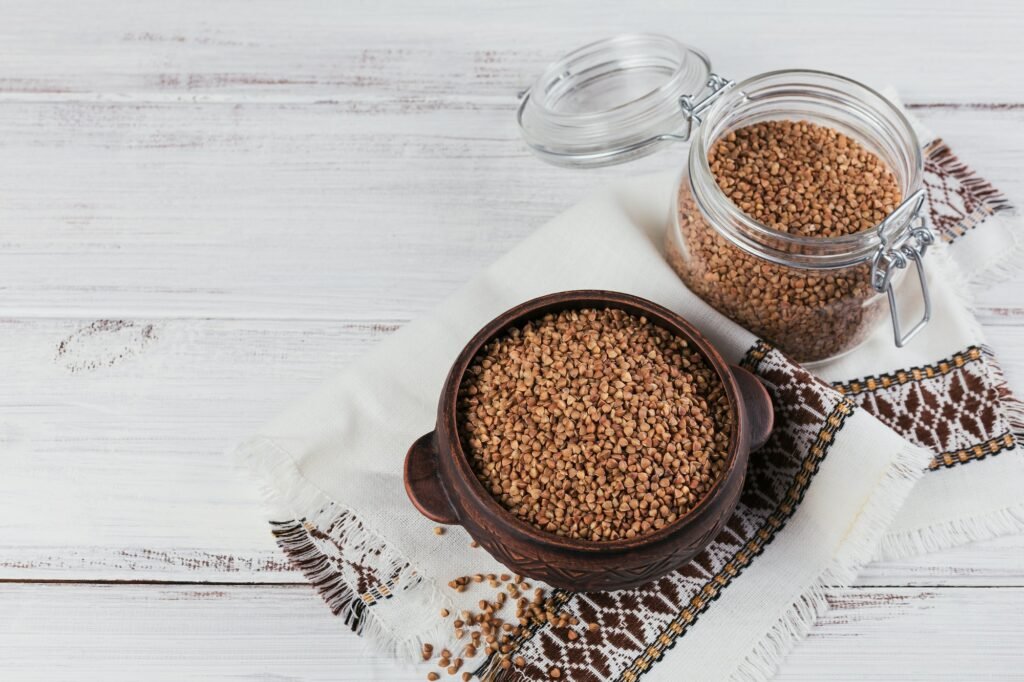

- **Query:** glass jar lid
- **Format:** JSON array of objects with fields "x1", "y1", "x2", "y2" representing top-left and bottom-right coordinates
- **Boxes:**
[{"x1": 517, "y1": 34, "x2": 718, "y2": 168}]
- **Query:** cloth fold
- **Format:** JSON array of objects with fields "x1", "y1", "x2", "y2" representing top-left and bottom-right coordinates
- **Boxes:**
[{"x1": 233, "y1": 106, "x2": 1022, "y2": 681}]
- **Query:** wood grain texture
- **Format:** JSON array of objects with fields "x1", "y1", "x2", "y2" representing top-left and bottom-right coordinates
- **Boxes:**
[
  {"x1": 2, "y1": 584, "x2": 1023, "y2": 681},
  {"x1": 0, "y1": 0, "x2": 1022, "y2": 103},
  {"x1": 0, "y1": 104, "x2": 1021, "y2": 321},
  {"x1": 1, "y1": 0, "x2": 1022, "y2": 678}
]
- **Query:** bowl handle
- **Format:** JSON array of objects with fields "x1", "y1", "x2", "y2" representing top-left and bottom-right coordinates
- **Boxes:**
[
  {"x1": 730, "y1": 365, "x2": 774, "y2": 452},
  {"x1": 404, "y1": 431, "x2": 460, "y2": 525}
]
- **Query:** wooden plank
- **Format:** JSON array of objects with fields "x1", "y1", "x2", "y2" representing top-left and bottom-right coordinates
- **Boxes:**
[
  {"x1": 0, "y1": 317, "x2": 389, "y2": 582},
  {"x1": 0, "y1": 0, "x2": 1021, "y2": 104},
  {"x1": 1, "y1": 583, "x2": 1022, "y2": 680},
  {"x1": 779, "y1": 586, "x2": 1024, "y2": 681},
  {"x1": 0, "y1": 583, "x2": 420, "y2": 682},
  {"x1": 0, "y1": 317, "x2": 1021, "y2": 583},
  {"x1": 0, "y1": 105, "x2": 1019, "y2": 321}
]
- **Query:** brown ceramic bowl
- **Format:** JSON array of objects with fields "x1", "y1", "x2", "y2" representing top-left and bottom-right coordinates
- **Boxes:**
[{"x1": 404, "y1": 291, "x2": 772, "y2": 591}]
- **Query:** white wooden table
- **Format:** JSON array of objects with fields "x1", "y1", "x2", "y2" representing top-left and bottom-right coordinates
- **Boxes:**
[{"x1": 2, "y1": 1, "x2": 1023, "y2": 679}]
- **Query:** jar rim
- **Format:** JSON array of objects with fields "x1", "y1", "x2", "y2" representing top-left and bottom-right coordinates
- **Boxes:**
[{"x1": 688, "y1": 69, "x2": 924, "y2": 269}]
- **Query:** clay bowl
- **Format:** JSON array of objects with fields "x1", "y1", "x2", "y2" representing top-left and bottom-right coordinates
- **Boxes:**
[{"x1": 404, "y1": 291, "x2": 773, "y2": 591}]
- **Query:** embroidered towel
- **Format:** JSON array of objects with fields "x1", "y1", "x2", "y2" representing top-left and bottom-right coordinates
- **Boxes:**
[{"x1": 233, "y1": 110, "x2": 1021, "y2": 681}]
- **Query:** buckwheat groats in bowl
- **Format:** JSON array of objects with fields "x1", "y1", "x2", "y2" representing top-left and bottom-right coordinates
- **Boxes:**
[
  {"x1": 667, "y1": 118, "x2": 910, "y2": 363},
  {"x1": 456, "y1": 307, "x2": 733, "y2": 542}
]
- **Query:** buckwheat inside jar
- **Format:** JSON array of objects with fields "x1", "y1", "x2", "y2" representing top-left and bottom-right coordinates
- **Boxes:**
[{"x1": 667, "y1": 118, "x2": 909, "y2": 362}]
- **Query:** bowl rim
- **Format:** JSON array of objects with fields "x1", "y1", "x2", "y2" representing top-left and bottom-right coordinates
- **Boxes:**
[{"x1": 438, "y1": 290, "x2": 749, "y2": 554}]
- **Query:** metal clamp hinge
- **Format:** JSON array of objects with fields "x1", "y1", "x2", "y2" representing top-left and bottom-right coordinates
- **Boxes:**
[
  {"x1": 870, "y1": 189, "x2": 935, "y2": 347},
  {"x1": 676, "y1": 74, "x2": 735, "y2": 142}
]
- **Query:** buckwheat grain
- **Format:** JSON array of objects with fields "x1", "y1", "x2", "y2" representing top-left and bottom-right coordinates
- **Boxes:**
[{"x1": 457, "y1": 308, "x2": 733, "y2": 541}]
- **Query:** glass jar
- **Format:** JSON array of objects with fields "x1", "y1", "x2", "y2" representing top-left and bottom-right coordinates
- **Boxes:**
[
  {"x1": 668, "y1": 70, "x2": 929, "y2": 362},
  {"x1": 518, "y1": 35, "x2": 934, "y2": 363}
]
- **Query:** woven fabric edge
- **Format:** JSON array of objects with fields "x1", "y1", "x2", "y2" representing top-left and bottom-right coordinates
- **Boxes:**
[{"x1": 230, "y1": 435, "x2": 452, "y2": 663}]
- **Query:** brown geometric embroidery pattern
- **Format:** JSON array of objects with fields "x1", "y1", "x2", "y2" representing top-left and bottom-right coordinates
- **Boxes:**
[
  {"x1": 271, "y1": 506, "x2": 409, "y2": 629},
  {"x1": 833, "y1": 345, "x2": 1019, "y2": 470},
  {"x1": 923, "y1": 139, "x2": 1014, "y2": 243},
  {"x1": 491, "y1": 343, "x2": 854, "y2": 682}
]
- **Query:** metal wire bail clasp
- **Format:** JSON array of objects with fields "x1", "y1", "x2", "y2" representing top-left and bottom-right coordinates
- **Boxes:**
[
  {"x1": 676, "y1": 74, "x2": 735, "y2": 142},
  {"x1": 870, "y1": 189, "x2": 934, "y2": 348}
]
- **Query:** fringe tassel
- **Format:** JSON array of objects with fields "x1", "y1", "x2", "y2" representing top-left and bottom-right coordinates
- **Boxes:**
[
  {"x1": 732, "y1": 438, "x2": 931, "y2": 681},
  {"x1": 877, "y1": 504, "x2": 1024, "y2": 561},
  {"x1": 980, "y1": 344, "x2": 1024, "y2": 440},
  {"x1": 923, "y1": 140, "x2": 1022, "y2": 291},
  {"x1": 232, "y1": 436, "x2": 453, "y2": 663},
  {"x1": 270, "y1": 519, "x2": 363, "y2": 623},
  {"x1": 927, "y1": 141, "x2": 1017, "y2": 217}
]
